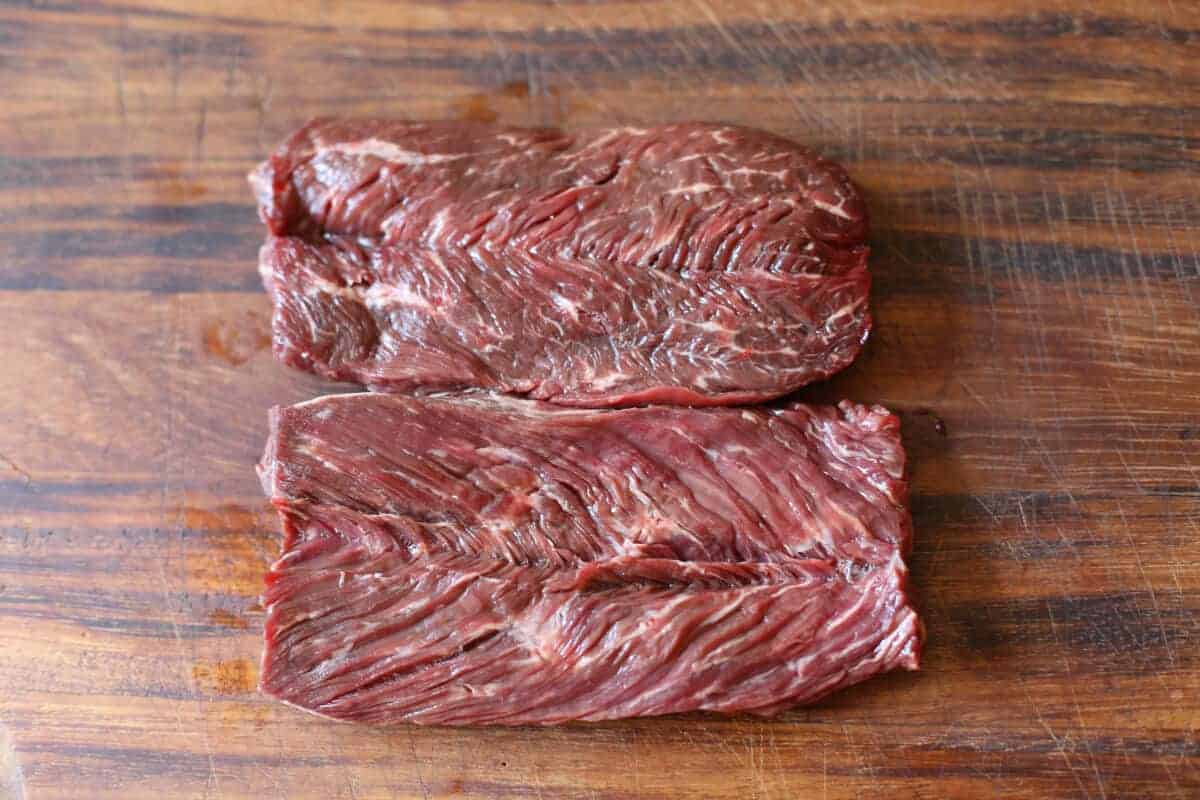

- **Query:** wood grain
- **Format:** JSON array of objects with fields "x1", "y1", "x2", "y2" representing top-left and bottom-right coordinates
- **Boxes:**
[{"x1": 1, "y1": 1, "x2": 1198, "y2": 797}]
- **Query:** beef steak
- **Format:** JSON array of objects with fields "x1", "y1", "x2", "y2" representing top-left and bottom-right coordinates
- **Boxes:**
[
  {"x1": 258, "y1": 393, "x2": 921, "y2": 725},
  {"x1": 252, "y1": 121, "x2": 871, "y2": 406}
]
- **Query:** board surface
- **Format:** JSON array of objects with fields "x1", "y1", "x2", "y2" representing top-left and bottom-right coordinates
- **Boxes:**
[{"x1": 1, "y1": 1, "x2": 1198, "y2": 797}]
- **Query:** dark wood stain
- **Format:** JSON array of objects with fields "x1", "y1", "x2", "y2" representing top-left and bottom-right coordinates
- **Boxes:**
[
  {"x1": 201, "y1": 313, "x2": 272, "y2": 366},
  {"x1": 913, "y1": 408, "x2": 949, "y2": 437},
  {"x1": 455, "y1": 93, "x2": 500, "y2": 123},
  {"x1": 455, "y1": 82, "x2": 556, "y2": 124},
  {"x1": 192, "y1": 659, "x2": 257, "y2": 695},
  {"x1": 1, "y1": 1, "x2": 1198, "y2": 798},
  {"x1": 154, "y1": 162, "x2": 209, "y2": 202},
  {"x1": 498, "y1": 80, "x2": 530, "y2": 99},
  {"x1": 206, "y1": 609, "x2": 249, "y2": 630},
  {"x1": 181, "y1": 503, "x2": 263, "y2": 532}
]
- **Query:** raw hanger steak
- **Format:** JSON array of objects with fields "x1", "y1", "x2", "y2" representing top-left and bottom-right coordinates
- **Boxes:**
[
  {"x1": 258, "y1": 393, "x2": 920, "y2": 725},
  {"x1": 252, "y1": 120, "x2": 871, "y2": 406}
]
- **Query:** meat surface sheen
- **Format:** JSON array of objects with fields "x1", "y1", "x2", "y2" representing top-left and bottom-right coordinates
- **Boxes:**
[
  {"x1": 252, "y1": 121, "x2": 871, "y2": 406},
  {"x1": 258, "y1": 393, "x2": 921, "y2": 725}
]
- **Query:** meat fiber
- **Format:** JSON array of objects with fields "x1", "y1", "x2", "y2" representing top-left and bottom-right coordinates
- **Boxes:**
[
  {"x1": 258, "y1": 393, "x2": 921, "y2": 725},
  {"x1": 251, "y1": 121, "x2": 871, "y2": 406}
]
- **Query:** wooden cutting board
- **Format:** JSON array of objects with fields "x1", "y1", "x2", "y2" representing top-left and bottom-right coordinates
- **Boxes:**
[{"x1": 1, "y1": 1, "x2": 1197, "y2": 797}]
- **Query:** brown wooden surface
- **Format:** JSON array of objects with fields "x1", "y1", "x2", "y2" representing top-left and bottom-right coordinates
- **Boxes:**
[{"x1": 1, "y1": 1, "x2": 1198, "y2": 797}]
